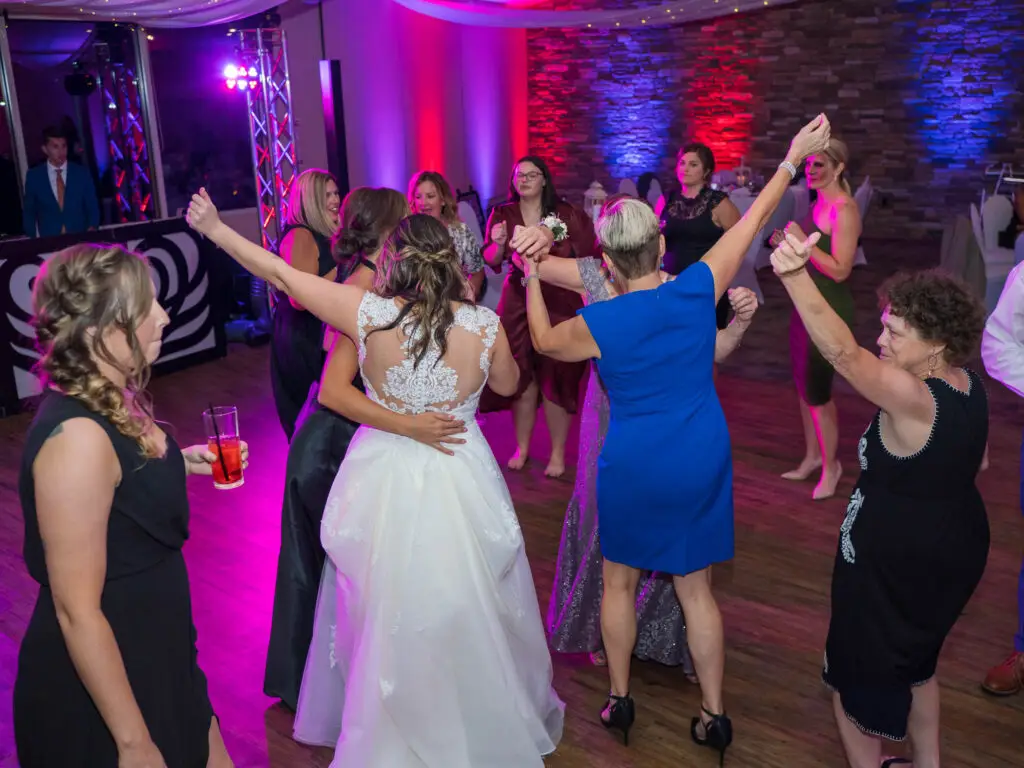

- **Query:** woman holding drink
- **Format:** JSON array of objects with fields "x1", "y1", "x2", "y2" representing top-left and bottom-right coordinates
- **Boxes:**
[{"x1": 14, "y1": 243, "x2": 243, "y2": 766}]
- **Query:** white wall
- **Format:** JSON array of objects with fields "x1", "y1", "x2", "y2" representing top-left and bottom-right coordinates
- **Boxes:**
[{"x1": 279, "y1": 0, "x2": 526, "y2": 206}]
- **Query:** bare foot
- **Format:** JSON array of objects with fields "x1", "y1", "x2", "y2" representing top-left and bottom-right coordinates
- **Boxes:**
[
  {"x1": 589, "y1": 650, "x2": 607, "y2": 667},
  {"x1": 507, "y1": 448, "x2": 528, "y2": 471},
  {"x1": 781, "y1": 457, "x2": 822, "y2": 481},
  {"x1": 544, "y1": 457, "x2": 565, "y2": 478},
  {"x1": 813, "y1": 461, "x2": 843, "y2": 500}
]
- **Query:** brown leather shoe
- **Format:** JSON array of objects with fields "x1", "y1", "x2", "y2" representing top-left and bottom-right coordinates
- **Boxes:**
[{"x1": 981, "y1": 651, "x2": 1024, "y2": 696}]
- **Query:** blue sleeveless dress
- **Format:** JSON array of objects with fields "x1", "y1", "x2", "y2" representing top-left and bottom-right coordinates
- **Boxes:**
[{"x1": 579, "y1": 260, "x2": 734, "y2": 574}]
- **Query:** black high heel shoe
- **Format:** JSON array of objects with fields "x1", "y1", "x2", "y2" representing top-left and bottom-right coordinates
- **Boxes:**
[
  {"x1": 690, "y1": 705, "x2": 733, "y2": 766},
  {"x1": 599, "y1": 693, "x2": 635, "y2": 746}
]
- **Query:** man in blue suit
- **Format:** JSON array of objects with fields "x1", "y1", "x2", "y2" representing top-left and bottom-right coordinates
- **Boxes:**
[{"x1": 22, "y1": 125, "x2": 100, "y2": 238}]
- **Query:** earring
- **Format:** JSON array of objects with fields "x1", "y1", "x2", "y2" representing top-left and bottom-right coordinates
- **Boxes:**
[{"x1": 927, "y1": 352, "x2": 938, "y2": 377}]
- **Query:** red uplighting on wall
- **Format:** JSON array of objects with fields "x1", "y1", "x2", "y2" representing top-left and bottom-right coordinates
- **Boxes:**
[{"x1": 681, "y1": 27, "x2": 756, "y2": 170}]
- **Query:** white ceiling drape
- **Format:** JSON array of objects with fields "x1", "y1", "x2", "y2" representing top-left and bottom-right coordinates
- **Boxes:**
[
  {"x1": 389, "y1": 0, "x2": 797, "y2": 29},
  {"x1": 0, "y1": 0, "x2": 283, "y2": 28},
  {"x1": 2, "y1": 0, "x2": 798, "y2": 29}
]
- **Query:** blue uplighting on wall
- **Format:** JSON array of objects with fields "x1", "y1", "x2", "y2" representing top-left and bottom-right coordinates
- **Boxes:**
[
  {"x1": 589, "y1": 29, "x2": 674, "y2": 183},
  {"x1": 908, "y1": 0, "x2": 1022, "y2": 164}
]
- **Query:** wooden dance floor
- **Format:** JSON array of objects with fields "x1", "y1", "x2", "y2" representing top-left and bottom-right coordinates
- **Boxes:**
[{"x1": 1, "y1": 239, "x2": 1022, "y2": 766}]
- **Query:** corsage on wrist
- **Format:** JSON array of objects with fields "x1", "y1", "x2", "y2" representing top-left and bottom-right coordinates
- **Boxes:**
[{"x1": 540, "y1": 213, "x2": 568, "y2": 242}]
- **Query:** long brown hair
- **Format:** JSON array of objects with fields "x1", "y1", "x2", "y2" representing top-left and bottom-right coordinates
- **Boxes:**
[
  {"x1": 370, "y1": 214, "x2": 470, "y2": 368},
  {"x1": 32, "y1": 244, "x2": 159, "y2": 455},
  {"x1": 332, "y1": 187, "x2": 409, "y2": 266}
]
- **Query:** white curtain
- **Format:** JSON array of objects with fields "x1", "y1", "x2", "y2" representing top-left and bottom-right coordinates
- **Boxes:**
[
  {"x1": 390, "y1": 0, "x2": 797, "y2": 29},
  {"x1": 2, "y1": 0, "x2": 282, "y2": 28}
]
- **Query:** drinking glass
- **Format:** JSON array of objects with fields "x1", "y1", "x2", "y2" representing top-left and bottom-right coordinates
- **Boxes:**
[{"x1": 202, "y1": 406, "x2": 244, "y2": 489}]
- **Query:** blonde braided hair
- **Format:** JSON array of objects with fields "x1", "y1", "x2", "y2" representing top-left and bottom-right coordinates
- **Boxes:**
[{"x1": 32, "y1": 244, "x2": 160, "y2": 456}]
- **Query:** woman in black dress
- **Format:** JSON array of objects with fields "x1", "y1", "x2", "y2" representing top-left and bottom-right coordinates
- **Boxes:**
[
  {"x1": 264, "y1": 188, "x2": 471, "y2": 711},
  {"x1": 656, "y1": 142, "x2": 742, "y2": 330},
  {"x1": 773, "y1": 234, "x2": 989, "y2": 767},
  {"x1": 270, "y1": 168, "x2": 342, "y2": 440},
  {"x1": 15, "y1": 244, "x2": 240, "y2": 766}
]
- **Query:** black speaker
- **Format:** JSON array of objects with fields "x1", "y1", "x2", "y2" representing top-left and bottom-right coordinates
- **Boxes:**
[{"x1": 319, "y1": 59, "x2": 350, "y2": 197}]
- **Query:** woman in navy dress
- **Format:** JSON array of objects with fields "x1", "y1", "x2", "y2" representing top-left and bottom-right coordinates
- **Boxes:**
[{"x1": 523, "y1": 116, "x2": 832, "y2": 764}]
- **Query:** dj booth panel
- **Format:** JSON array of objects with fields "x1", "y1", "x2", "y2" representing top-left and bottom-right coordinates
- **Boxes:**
[{"x1": 0, "y1": 218, "x2": 229, "y2": 417}]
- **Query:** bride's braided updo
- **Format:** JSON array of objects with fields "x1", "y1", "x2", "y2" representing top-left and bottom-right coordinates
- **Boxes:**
[
  {"x1": 371, "y1": 214, "x2": 470, "y2": 368},
  {"x1": 32, "y1": 243, "x2": 159, "y2": 455}
]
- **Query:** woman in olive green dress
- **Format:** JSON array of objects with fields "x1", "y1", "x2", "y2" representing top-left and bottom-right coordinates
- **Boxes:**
[{"x1": 773, "y1": 139, "x2": 861, "y2": 500}]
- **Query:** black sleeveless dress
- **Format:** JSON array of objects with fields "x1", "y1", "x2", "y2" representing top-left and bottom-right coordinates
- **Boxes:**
[
  {"x1": 14, "y1": 392, "x2": 212, "y2": 766},
  {"x1": 823, "y1": 370, "x2": 990, "y2": 741},
  {"x1": 270, "y1": 224, "x2": 336, "y2": 441},
  {"x1": 659, "y1": 186, "x2": 732, "y2": 330},
  {"x1": 263, "y1": 256, "x2": 375, "y2": 711}
]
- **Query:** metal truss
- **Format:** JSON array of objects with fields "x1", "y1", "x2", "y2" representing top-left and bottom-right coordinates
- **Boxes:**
[
  {"x1": 239, "y1": 27, "x2": 297, "y2": 254},
  {"x1": 96, "y1": 42, "x2": 153, "y2": 223}
]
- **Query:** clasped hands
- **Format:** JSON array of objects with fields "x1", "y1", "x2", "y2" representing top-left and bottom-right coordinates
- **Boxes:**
[{"x1": 769, "y1": 226, "x2": 822, "y2": 278}]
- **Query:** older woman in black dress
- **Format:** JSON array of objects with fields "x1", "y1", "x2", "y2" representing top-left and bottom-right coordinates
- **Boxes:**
[
  {"x1": 773, "y1": 236, "x2": 989, "y2": 768},
  {"x1": 15, "y1": 244, "x2": 238, "y2": 766}
]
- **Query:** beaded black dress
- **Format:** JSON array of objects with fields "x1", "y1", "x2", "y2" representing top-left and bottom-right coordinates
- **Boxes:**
[{"x1": 823, "y1": 370, "x2": 989, "y2": 740}]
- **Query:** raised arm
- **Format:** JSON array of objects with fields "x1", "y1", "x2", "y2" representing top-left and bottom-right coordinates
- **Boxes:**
[
  {"x1": 187, "y1": 189, "x2": 362, "y2": 340},
  {"x1": 511, "y1": 250, "x2": 588, "y2": 294},
  {"x1": 772, "y1": 232, "x2": 933, "y2": 420},
  {"x1": 281, "y1": 228, "x2": 336, "y2": 311},
  {"x1": 523, "y1": 261, "x2": 600, "y2": 363},
  {"x1": 35, "y1": 419, "x2": 167, "y2": 765},
  {"x1": 701, "y1": 115, "x2": 831, "y2": 302}
]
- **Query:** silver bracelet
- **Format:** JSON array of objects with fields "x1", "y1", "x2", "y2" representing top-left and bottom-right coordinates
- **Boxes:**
[
  {"x1": 778, "y1": 161, "x2": 798, "y2": 179},
  {"x1": 521, "y1": 273, "x2": 541, "y2": 288}
]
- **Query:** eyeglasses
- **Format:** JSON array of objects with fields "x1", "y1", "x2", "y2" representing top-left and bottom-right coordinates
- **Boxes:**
[{"x1": 515, "y1": 171, "x2": 543, "y2": 181}]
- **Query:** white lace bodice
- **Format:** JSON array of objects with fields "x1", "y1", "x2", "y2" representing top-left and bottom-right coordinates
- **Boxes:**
[{"x1": 356, "y1": 292, "x2": 500, "y2": 420}]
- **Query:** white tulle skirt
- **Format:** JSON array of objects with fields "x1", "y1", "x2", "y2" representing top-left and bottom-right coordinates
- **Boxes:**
[{"x1": 292, "y1": 421, "x2": 565, "y2": 767}]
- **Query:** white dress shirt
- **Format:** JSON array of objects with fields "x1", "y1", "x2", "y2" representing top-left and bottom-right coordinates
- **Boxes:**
[
  {"x1": 982, "y1": 260, "x2": 1024, "y2": 398},
  {"x1": 47, "y1": 161, "x2": 68, "y2": 202}
]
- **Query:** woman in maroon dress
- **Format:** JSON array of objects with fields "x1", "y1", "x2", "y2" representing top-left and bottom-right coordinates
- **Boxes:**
[{"x1": 481, "y1": 156, "x2": 599, "y2": 477}]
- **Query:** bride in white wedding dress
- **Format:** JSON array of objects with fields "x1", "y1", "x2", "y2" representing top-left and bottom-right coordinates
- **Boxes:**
[{"x1": 187, "y1": 191, "x2": 565, "y2": 767}]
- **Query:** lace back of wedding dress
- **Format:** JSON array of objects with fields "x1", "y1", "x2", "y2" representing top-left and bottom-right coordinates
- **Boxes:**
[{"x1": 356, "y1": 292, "x2": 499, "y2": 419}]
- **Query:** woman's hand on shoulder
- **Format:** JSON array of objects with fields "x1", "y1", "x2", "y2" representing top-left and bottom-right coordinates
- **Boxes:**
[{"x1": 182, "y1": 442, "x2": 250, "y2": 477}]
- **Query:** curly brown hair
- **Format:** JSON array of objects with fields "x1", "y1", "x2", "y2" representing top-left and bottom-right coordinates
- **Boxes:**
[
  {"x1": 371, "y1": 214, "x2": 471, "y2": 369},
  {"x1": 32, "y1": 243, "x2": 159, "y2": 456},
  {"x1": 878, "y1": 269, "x2": 986, "y2": 366}
]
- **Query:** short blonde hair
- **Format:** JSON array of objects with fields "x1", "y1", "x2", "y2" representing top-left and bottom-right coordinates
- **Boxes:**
[
  {"x1": 595, "y1": 197, "x2": 662, "y2": 279},
  {"x1": 285, "y1": 169, "x2": 339, "y2": 238}
]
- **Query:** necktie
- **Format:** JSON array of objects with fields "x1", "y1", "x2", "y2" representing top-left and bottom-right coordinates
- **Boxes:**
[
  {"x1": 56, "y1": 169, "x2": 65, "y2": 210},
  {"x1": 57, "y1": 169, "x2": 66, "y2": 234}
]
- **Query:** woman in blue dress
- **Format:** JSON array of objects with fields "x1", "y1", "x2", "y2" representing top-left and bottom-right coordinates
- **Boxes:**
[{"x1": 522, "y1": 116, "x2": 832, "y2": 764}]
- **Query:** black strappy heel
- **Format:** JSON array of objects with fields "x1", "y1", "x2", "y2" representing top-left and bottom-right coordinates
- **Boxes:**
[
  {"x1": 881, "y1": 759, "x2": 912, "y2": 767},
  {"x1": 599, "y1": 693, "x2": 636, "y2": 746},
  {"x1": 691, "y1": 705, "x2": 733, "y2": 766}
]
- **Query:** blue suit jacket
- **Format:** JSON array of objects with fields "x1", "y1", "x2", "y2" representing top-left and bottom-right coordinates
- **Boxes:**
[{"x1": 22, "y1": 162, "x2": 100, "y2": 238}]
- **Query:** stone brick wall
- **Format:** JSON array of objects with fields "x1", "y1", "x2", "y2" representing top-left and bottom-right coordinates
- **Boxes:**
[{"x1": 526, "y1": 0, "x2": 1024, "y2": 238}]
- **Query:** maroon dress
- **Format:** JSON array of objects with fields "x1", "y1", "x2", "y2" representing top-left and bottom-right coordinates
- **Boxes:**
[{"x1": 480, "y1": 201, "x2": 598, "y2": 414}]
